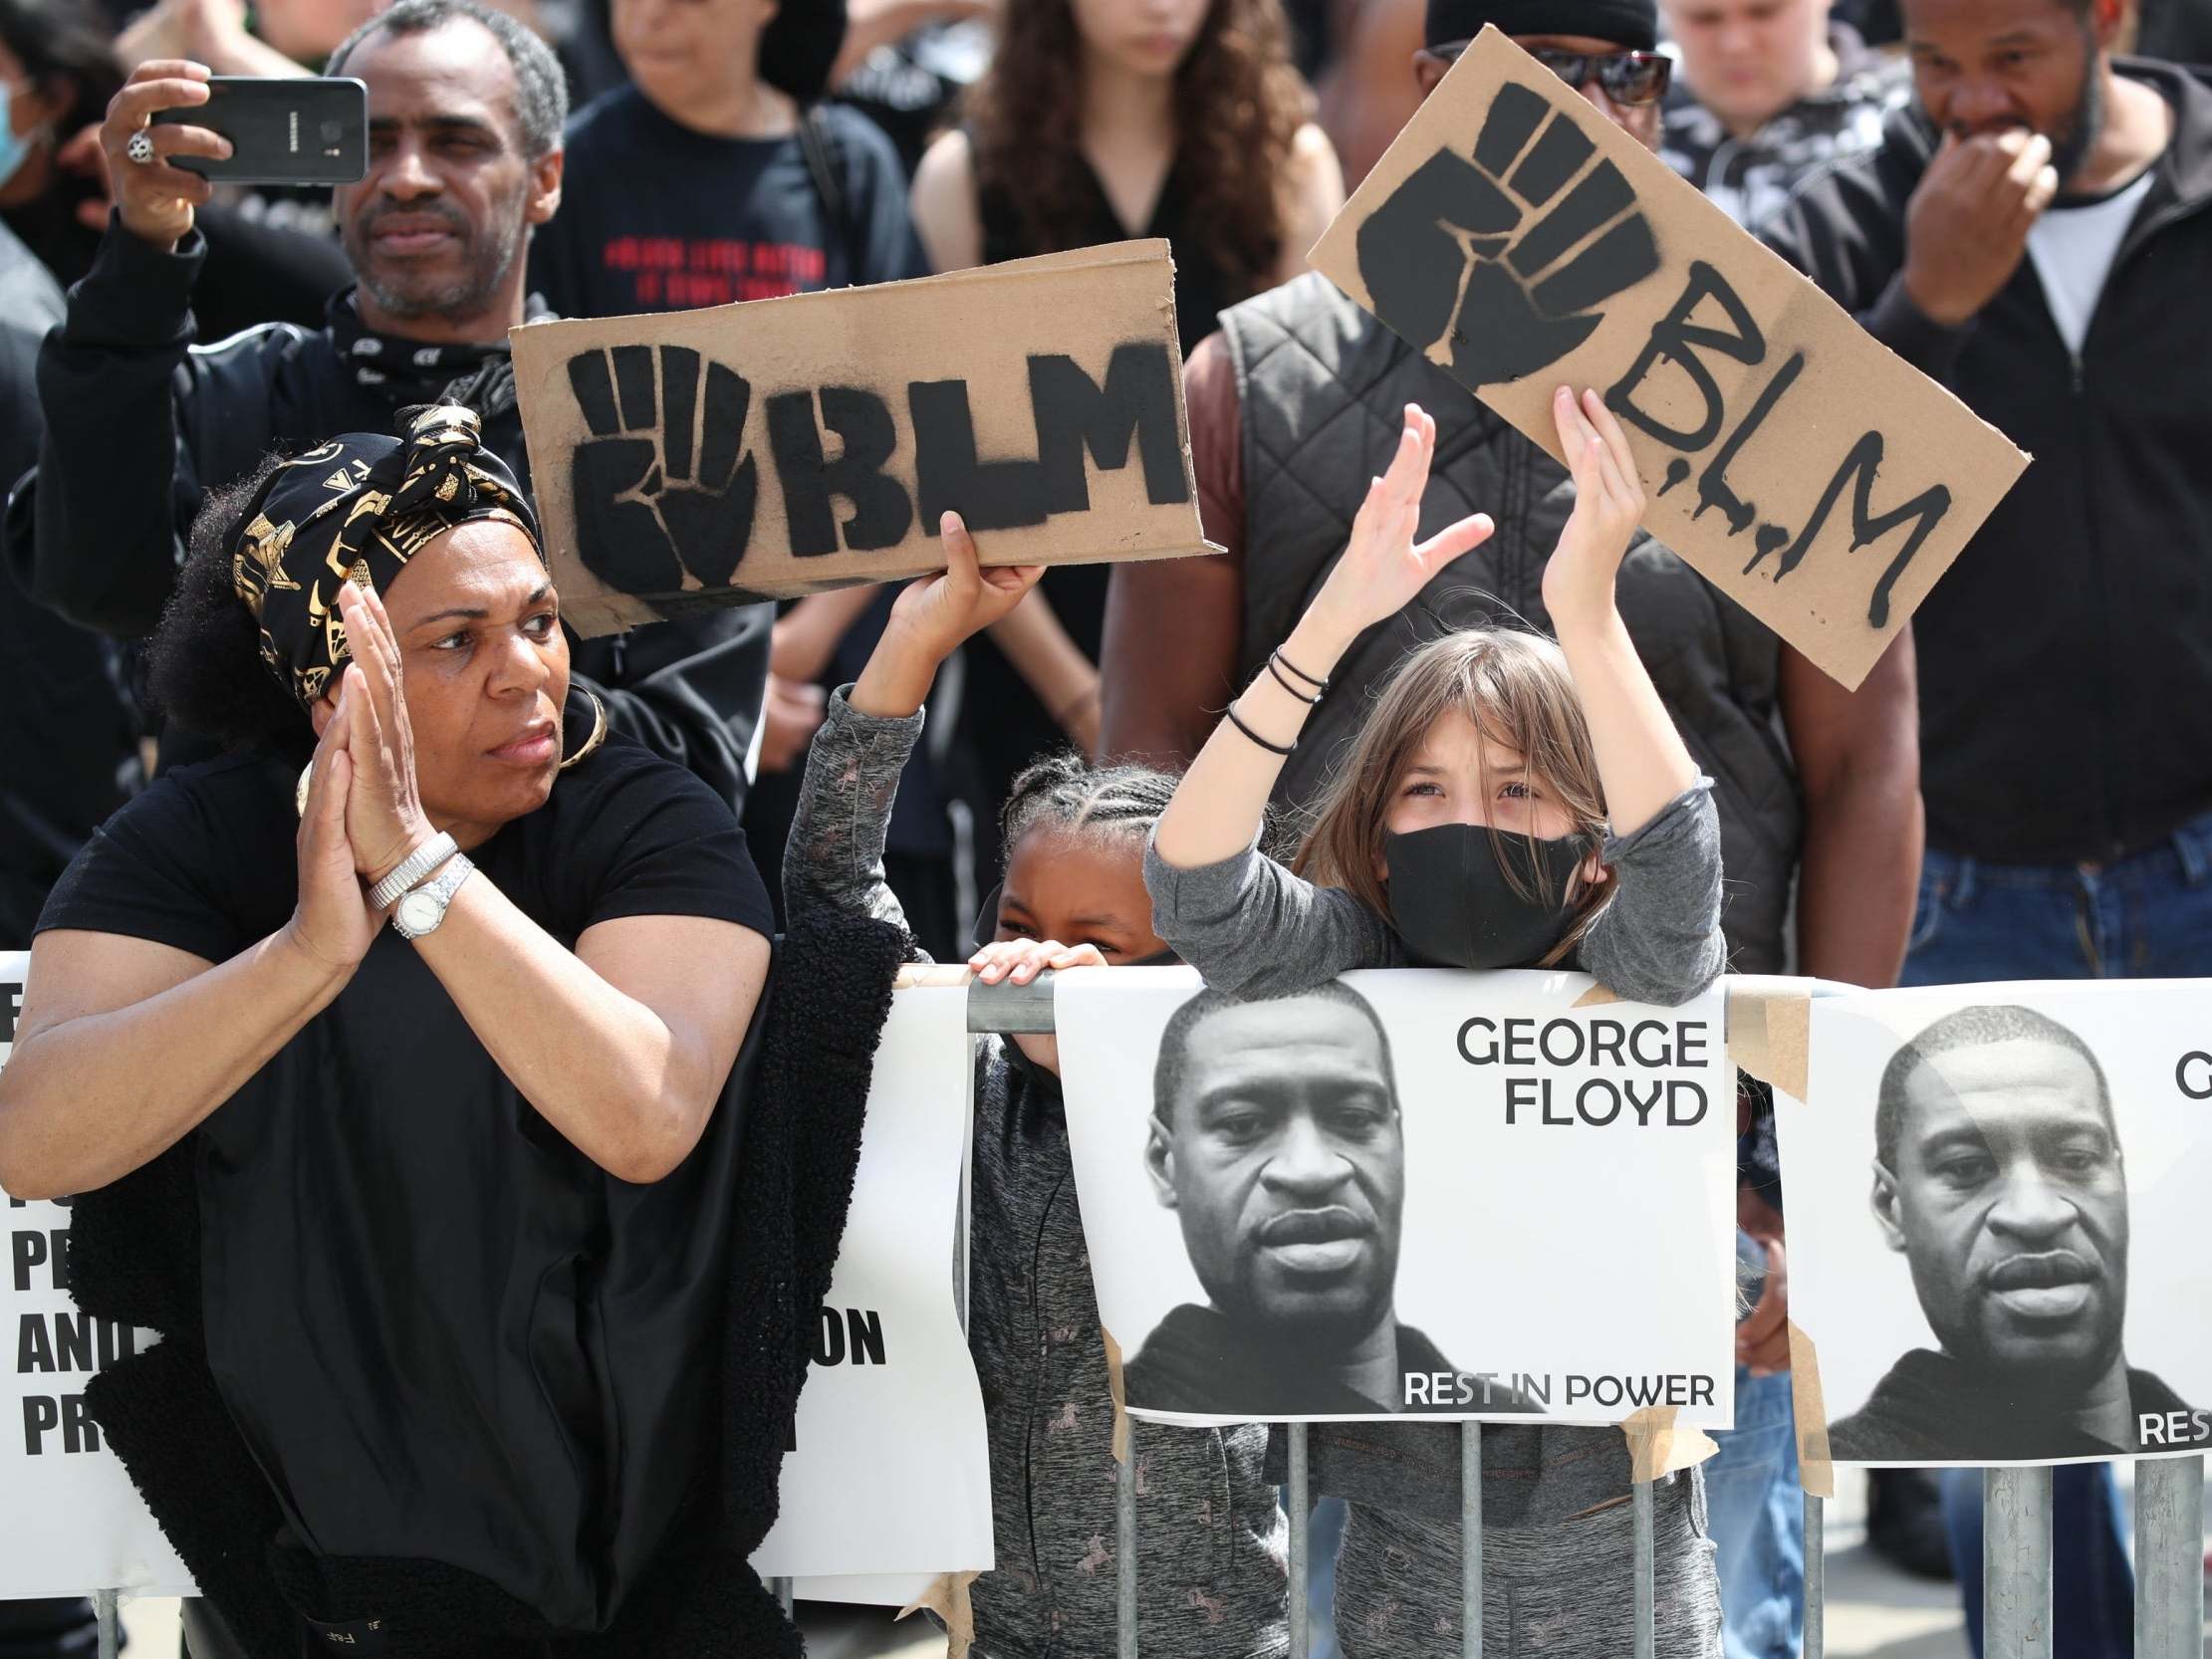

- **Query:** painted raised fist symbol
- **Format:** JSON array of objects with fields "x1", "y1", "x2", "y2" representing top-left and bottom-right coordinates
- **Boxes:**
[
  {"x1": 568, "y1": 344, "x2": 757, "y2": 594},
  {"x1": 1357, "y1": 81, "x2": 1661, "y2": 387}
]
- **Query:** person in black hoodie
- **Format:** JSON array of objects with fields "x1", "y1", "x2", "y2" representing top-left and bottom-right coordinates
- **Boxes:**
[
  {"x1": 3, "y1": 0, "x2": 771, "y2": 816},
  {"x1": 1762, "y1": 11, "x2": 2212, "y2": 1645}
]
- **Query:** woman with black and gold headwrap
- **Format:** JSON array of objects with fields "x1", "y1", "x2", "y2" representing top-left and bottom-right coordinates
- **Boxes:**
[{"x1": 0, "y1": 407, "x2": 781, "y2": 1653}]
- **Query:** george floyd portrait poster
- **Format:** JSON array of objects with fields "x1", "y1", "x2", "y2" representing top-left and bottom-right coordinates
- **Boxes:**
[
  {"x1": 1055, "y1": 968, "x2": 1736, "y2": 1427},
  {"x1": 1778, "y1": 983, "x2": 2212, "y2": 1467}
]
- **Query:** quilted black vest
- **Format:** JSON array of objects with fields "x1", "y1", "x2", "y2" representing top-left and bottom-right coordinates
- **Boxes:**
[{"x1": 1222, "y1": 274, "x2": 1799, "y2": 972}]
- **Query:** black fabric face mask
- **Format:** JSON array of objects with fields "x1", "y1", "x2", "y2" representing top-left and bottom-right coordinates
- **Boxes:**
[{"x1": 1382, "y1": 824, "x2": 1589, "y2": 970}]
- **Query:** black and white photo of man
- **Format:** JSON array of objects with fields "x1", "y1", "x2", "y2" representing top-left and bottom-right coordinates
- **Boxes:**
[
  {"x1": 1120, "y1": 984, "x2": 1541, "y2": 1418},
  {"x1": 1829, "y1": 1006, "x2": 2192, "y2": 1461}
]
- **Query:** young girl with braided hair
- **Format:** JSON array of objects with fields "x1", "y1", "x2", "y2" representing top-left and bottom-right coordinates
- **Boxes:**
[{"x1": 783, "y1": 515, "x2": 1289, "y2": 1658}]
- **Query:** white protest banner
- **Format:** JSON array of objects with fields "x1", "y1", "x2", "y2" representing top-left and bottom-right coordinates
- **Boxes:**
[
  {"x1": 1057, "y1": 967, "x2": 1735, "y2": 1426},
  {"x1": 1778, "y1": 981, "x2": 2212, "y2": 1467},
  {"x1": 1308, "y1": 28, "x2": 2030, "y2": 691},
  {"x1": 752, "y1": 985, "x2": 993, "y2": 1586},
  {"x1": 513, "y1": 241, "x2": 1215, "y2": 637},
  {"x1": 0, "y1": 950, "x2": 196, "y2": 1599}
]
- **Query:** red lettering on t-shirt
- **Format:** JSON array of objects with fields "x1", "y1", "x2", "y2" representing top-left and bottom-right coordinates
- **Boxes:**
[{"x1": 597, "y1": 237, "x2": 829, "y2": 311}]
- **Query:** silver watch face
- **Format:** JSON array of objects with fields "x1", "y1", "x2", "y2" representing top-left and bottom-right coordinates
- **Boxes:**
[{"x1": 397, "y1": 888, "x2": 443, "y2": 934}]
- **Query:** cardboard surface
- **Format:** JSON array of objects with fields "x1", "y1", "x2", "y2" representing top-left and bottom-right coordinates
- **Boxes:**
[
  {"x1": 513, "y1": 240, "x2": 1216, "y2": 636},
  {"x1": 1308, "y1": 29, "x2": 2030, "y2": 689}
]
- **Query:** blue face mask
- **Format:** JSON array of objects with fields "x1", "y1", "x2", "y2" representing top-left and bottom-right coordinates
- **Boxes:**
[{"x1": 0, "y1": 83, "x2": 39, "y2": 191}]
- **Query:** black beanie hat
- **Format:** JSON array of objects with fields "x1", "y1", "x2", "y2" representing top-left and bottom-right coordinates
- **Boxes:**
[{"x1": 1423, "y1": 0, "x2": 1658, "y2": 51}]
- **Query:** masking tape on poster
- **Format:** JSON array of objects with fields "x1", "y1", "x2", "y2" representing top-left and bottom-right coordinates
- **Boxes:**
[
  {"x1": 898, "y1": 1569, "x2": 981, "y2": 1659},
  {"x1": 1725, "y1": 979, "x2": 1811, "y2": 1101},
  {"x1": 1785, "y1": 1320, "x2": 1836, "y2": 1499},
  {"x1": 1620, "y1": 1406, "x2": 1719, "y2": 1483},
  {"x1": 1103, "y1": 1324, "x2": 1130, "y2": 1465}
]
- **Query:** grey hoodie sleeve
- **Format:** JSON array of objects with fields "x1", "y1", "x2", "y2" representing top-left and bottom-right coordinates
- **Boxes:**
[
  {"x1": 1578, "y1": 781, "x2": 1727, "y2": 1007},
  {"x1": 782, "y1": 685, "x2": 932, "y2": 961},
  {"x1": 1143, "y1": 828, "x2": 1401, "y2": 997}
]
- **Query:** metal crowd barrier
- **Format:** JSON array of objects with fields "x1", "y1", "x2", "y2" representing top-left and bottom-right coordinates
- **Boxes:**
[{"x1": 75, "y1": 974, "x2": 2209, "y2": 1657}]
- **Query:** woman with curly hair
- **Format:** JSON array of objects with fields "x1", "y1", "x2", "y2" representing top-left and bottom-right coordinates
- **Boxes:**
[{"x1": 909, "y1": 0, "x2": 1344, "y2": 875}]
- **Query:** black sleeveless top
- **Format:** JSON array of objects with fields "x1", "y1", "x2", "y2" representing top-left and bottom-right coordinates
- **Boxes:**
[
  {"x1": 976, "y1": 153, "x2": 1238, "y2": 361},
  {"x1": 966, "y1": 153, "x2": 1244, "y2": 870}
]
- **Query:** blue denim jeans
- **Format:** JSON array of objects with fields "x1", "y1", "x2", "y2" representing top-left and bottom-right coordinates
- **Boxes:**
[
  {"x1": 1898, "y1": 808, "x2": 2212, "y2": 1659},
  {"x1": 1704, "y1": 1366, "x2": 1804, "y2": 1659},
  {"x1": 1901, "y1": 810, "x2": 2212, "y2": 983}
]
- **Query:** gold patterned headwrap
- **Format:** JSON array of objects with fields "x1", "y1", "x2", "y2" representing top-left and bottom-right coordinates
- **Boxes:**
[{"x1": 231, "y1": 404, "x2": 542, "y2": 710}]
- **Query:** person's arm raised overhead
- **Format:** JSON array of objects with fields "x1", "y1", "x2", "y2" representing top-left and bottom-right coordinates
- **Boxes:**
[
  {"x1": 15, "y1": 62, "x2": 240, "y2": 635},
  {"x1": 1151, "y1": 402, "x2": 1493, "y2": 869},
  {"x1": 785, "y1": 513, "x2": 1042, "y2": 938},
  {"x1": 1538, "y1": 387, "x2": 1699, "y2": 837}
]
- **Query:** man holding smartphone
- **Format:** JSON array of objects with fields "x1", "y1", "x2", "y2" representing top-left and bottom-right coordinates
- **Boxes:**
[{"x1": 3, "y1": 0, "x2": 773, "y2": 819}]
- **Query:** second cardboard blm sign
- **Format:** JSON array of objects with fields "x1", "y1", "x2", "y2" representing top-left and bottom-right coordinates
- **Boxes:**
[{"x1": 1310, "y1": 27, "x2": 2030, "y2": 689}]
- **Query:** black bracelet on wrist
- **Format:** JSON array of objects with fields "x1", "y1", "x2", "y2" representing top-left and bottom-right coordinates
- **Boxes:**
[
  {"x1": 1272, "y1": 647, "x2": 1329, "y2": 692},
  {"x1": 1224, "y1": 700, "x2": 1296, "y2": 757},
  {"x1": 1264, "y1": 656, "x2": 1325, "y2": 705}
]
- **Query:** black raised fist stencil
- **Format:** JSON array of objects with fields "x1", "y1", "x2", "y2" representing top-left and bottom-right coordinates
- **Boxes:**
[
  {"x1": 1357, "y1": 81, "x2": 1661, "y2": 387},
  {"x1": 568, "y1": 344, "x2": 757, "y2": 594}
]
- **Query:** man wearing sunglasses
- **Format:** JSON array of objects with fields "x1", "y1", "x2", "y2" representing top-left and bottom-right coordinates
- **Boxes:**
[{"x1": 1102, "y1": 4, "x2": 1923, "y2": 1658}]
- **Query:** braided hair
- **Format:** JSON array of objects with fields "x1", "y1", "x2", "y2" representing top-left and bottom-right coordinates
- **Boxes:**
[{"x1": 998, "y1": 751, "x2": 1180, "y2": 870}]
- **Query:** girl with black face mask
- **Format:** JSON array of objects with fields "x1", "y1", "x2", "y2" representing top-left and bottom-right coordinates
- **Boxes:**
[
  {"x1": 1148, "y1": 386, "x2": 1724, "y2": 1000},
  {"x1": 1142, "y1": 388, "x2": 1731, "y2": 1659}
]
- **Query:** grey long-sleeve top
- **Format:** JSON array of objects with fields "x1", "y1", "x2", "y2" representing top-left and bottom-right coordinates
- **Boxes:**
[
  {"x1": 1143, "y1": 780, "x2": 1727, "y2": 1007},
  {"x1": 785, "y1": 689, "x2": 1290, "y2": 1659},
  {"x1": 1140, "y1": 782, "x2": 1727, "y2": 1530}
]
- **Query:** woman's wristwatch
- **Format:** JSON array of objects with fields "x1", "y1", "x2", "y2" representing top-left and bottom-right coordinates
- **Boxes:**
[{"x1": 392, "y1": 853, "x2": 475, "y2": 940}]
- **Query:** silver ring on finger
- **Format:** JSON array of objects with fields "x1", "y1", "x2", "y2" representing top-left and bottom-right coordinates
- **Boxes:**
[{"x1": 125, "y1": 128, "x2": 156, "y2": 165}]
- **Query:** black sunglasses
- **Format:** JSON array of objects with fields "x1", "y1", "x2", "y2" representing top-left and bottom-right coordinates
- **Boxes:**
[{"x1": 1427, "y1": 42, "x2": 1673, "y2": 108}]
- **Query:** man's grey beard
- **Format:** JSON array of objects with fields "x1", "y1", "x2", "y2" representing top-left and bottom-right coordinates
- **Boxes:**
[{"x1": 352, "y1": 208, "x2": 528, "y2": 325}]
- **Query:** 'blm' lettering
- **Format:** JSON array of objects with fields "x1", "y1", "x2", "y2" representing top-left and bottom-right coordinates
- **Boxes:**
[{"x1": 1604, "y1": 262, "x2": 1951, "y2": 628}]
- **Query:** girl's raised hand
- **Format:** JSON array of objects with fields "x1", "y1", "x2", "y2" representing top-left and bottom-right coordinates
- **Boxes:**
[
  {"x1": 1310, "y1": 404, "x2": 1495, "y2": 642},
  {"x1": 854, "y1": 512, "x2": 1044, "y2": 719},
  {"x1": 1541, "y1": 387, "x2": 1647, "y2": 631},
  {"x1": 967, "y1": 938, "x2": 1106, "y2": 987},
  {"x1": 887, "y1": 512, "x2": 1044, "y2": 663}
]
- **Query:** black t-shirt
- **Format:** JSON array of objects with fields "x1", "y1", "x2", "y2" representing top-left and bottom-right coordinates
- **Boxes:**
[
  {"x1": 38, "y1": 731, "x2": 771, "y2": 1626},
  {"x1": 530, "y1": 87, "x2": 925, "y2": 318}
]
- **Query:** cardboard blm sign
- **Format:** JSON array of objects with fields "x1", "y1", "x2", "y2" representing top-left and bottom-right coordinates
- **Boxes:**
[
  {"x1": 512, "y1": 240, "x2": 1217, "y2": 637},
  {"x1": 1308, "y1": 27, "x2": 2030, "y2": 689}
]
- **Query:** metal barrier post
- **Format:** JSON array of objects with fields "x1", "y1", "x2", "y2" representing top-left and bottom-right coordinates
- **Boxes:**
[
  {"x1": 1803, "y1": 1493, "x2": 1825, "y2": 1659},
  {"x1": 771, "y1": 1576, "x2": 793, "y2": 1615},
  {"x1": 1288, "y1": 1422, "x2": 1311, "y2": 1659},
  {"x1": 2133, "y1": 1455, "x2": 2206, "y2": 1659},
  {"x1": 935, "y1": 970, "x2": 1692, "y2": 1659},
  {"x1": 94, "y1": 1590, "x2": 118, "y2": 1659},
  {"x1": 1984, "y1": 1466, "x2": 2054, "y2": 1659},
  {"x1": 1461, "y1": 1424, "x2": 1483, "y2": 1659},
  {"x1": 1632, "y1": 1481, "x2": 1655, "y2": 1659},
  {"x1": 1117, "y1": 1428, "x2": 1139, "y2": 1659}
]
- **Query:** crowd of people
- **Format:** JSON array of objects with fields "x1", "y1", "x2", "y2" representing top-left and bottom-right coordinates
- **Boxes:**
[{"x1": 0, "y1": 0, "x2": 2207, "y2": 1656}]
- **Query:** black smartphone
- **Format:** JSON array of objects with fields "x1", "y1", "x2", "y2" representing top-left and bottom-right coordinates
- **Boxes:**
[{"x1": 150, "y1": 77, "x2": 368, "y2": 186}]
